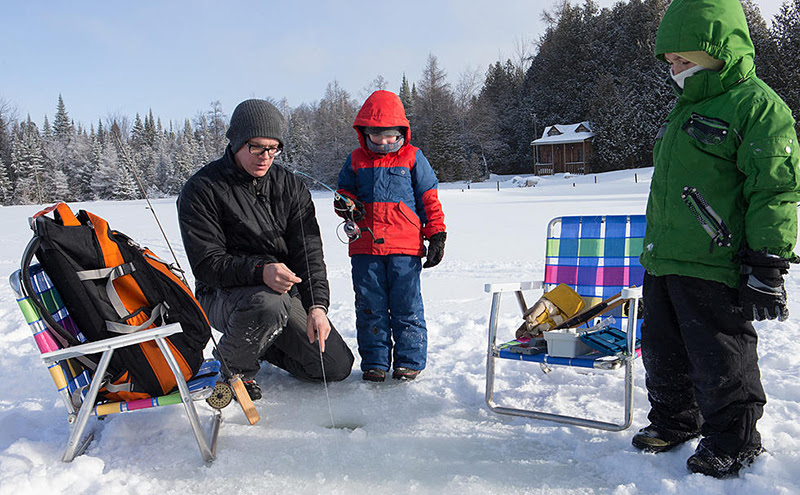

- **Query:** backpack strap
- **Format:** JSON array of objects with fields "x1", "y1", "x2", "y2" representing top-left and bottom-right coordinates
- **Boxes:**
[
  {"x1": 82, "y1": 211, "x2": 125, "y2": 268},
  {"x1": 105, "y1": 303, "x2": 169, "y2": 335},
  {"x1": 31, "y1": 202, "x2": 80, "y2": 227},
  {"x1": 76, "y1": 263, "x2": 137, "y2": 319},
  {"x1": 75, "y1": 263, "x2": 170, "y2": 334},
  {"x1": 20, "y1": 237, "x2": 82, "y2": 347}
]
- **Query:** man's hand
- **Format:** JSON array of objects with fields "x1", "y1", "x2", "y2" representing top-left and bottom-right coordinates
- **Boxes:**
[
  {"x1": 262, "y1": 263, "x2": 302, "y2": 293},
  {"x1": 306, "y1": 307, "x2": 331, "y2": 352}
]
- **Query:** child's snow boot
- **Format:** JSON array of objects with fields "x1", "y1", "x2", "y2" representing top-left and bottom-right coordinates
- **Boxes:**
[
  {"x1": 392, "y1": 367, "x2": 421, "y2": 381},
  {"x1": 632, "y1": 424, "x2": 699, "y2": 453},
  {"x1": 362, "y1": 369, "x2": 386, "y2": 382}
]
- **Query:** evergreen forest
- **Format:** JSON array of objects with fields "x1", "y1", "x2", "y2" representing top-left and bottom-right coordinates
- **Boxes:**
[{"x1": 0, "y1": 0, "x2": 798, "y2": 205}]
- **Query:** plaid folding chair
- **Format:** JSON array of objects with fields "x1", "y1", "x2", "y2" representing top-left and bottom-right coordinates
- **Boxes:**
[
  {"x1": 484, "y1": 215, "x2": 646, "y2": 431},
  {"x1": 9, "y1": 264, "x2": 231, "y2": 464}
]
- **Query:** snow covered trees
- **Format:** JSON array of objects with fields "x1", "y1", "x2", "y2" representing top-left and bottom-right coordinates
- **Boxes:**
[
  {"x1": 0, "y1": 98, "x2": 225, "y2": 204},
  {"x1": 2, "y1": 0, "x2": 797, "y2": 204}
]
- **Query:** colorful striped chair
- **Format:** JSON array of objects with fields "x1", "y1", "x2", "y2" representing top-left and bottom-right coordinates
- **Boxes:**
[
  {"x1": 9, "y1": 263, "x2": 230, "y2": 464},
  {"x1": 484, "y1": 215, "x2": 646, "y2": 431}
]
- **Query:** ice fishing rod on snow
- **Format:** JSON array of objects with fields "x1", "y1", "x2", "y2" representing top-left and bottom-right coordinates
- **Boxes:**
[
  {"x1": 114, "y1": 136, "x2": 260, "y2": 424},
  {"x1": 278, "y1": 164, "x2": 384, "y2": 245}
]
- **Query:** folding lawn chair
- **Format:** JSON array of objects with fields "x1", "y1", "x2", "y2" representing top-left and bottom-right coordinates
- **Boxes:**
[
  {"x1": 484, "y1": 214, "x2": 646, "y2": 431},
  {"x1": 9, "y1": 263, "x2": 232, "y2": 464}
]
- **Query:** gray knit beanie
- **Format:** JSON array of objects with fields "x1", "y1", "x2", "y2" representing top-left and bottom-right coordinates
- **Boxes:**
[{"x1": 226, "y1": 99, "x2": 287, "y2": 153}]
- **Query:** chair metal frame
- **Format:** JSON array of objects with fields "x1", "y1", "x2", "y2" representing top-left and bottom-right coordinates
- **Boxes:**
[
  {"x1": 43, "y1": 324, "x2": 222, "y2": 463},
  {"x1": 11, "y1": 267, "x2": 223, "y2": 464},
  {"x1": 484, "y1": 215, "x2": 645, "y2": 431}
]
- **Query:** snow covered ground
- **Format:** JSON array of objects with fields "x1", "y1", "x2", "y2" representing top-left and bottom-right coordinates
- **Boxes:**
[{"x1": 1, "y1": 168, "x2": 798, "y2": 495}]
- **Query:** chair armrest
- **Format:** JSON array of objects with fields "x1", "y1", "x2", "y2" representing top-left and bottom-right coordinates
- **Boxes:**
[
  {"x1": 485, "y1": 281, "x2": 543, "y2": 293},
  {"x1": 41, "y1": 323, "x2": 184, "y2": 362},
  {"x1": 621, "y1": 286, "x2": 643, "y2": 299}
]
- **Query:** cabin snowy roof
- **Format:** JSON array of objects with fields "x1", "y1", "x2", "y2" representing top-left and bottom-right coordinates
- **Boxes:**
[{"x1": 531, "y1": 121, "x2": 594, "y2": 145}]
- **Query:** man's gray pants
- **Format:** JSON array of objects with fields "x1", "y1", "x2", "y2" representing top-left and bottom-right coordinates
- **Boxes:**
[{"x1": 200, "y1": 286, "x2": 354, "y2": 382}]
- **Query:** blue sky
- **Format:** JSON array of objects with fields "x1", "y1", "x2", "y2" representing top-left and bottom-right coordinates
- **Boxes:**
[{"x1": 0, "y1": 0, "x2": 787, "y2": 129}]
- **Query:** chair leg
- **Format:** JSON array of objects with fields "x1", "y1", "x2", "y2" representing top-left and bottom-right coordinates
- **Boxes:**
[
  {"x1": 62, "y1": 349, "x2": 114, "y2": 462},
  {"x1": 209, "y1": 409, "x2": 222, "y2": 457},
  {"x1": 154, "y1": 337, "x2": 216, "y2": 464},
  {"x1": 485, "y1": 292, "x2": 503, "y2": 409}
]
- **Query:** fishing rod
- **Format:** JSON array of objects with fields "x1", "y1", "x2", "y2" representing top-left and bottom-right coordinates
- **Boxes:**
[
  {"x1": 278, "y1": 164, "x2": 384, "y2": 245},
  {"x1": 114, "y1": 138, "x2": 187, "y2": 282},
  {"x1": 114, "y1": 136, "x2": 259, "y2": 424}
]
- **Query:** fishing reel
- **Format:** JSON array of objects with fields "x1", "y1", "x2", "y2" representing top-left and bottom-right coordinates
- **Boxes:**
[
  {"x1": 340, "y1": 219, "x2": 384, "y2": 244},
  {"x1": 335, "y1": 196, "x2": 384, "y2": 245},
  {"x1": 277, "y1": 165, "x2": 385, "y2": 245},
  {"x1": 343, "y1": 219, "x2": 360, "y2": 240}
]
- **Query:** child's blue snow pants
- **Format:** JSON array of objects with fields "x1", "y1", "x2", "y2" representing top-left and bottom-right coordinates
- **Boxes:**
[{"x1": 351, "y1": 254, "x2": 427, "y2": 371}]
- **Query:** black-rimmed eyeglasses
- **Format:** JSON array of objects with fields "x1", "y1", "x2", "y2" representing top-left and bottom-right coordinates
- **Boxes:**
[{"x1": 246, "y1": 142, "x2": 283, "y2": 157}]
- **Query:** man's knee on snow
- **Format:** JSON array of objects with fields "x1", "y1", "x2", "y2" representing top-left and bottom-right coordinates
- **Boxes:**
[{"x1": 228, "y1": 290, "x2": 291, "y2": 339}]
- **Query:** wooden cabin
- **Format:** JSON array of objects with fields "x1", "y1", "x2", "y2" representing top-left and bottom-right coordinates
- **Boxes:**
[{"x1": 531, "y1": 122, "x2": 594, "y2": 175}]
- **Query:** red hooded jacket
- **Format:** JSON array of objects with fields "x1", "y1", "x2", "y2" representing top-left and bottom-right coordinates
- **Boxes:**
[{"x1": 336, "y1": 90, "x2": 446, "y2": 256}]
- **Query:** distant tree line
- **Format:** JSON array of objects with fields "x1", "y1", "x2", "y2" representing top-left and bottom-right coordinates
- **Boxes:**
[{"x1": 0, "y1": 0, "x2": 797, "y2": 205}]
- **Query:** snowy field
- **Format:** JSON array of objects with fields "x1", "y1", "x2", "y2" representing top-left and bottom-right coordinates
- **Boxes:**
[{"x1": 1, "y1": 168, "x2": 799, "y2": 495}]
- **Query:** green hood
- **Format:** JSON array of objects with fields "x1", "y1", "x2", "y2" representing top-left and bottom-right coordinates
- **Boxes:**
[{"x1": 655, "y1": 0, "x2": 755, "y2": 88}]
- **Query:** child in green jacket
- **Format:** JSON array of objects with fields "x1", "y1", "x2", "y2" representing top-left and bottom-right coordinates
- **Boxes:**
[{"x1": 632, "y1": 0, "x2": 800, "y2": 479}]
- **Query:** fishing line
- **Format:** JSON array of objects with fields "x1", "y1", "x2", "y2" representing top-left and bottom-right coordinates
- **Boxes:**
[
  {"x1": 294, "y1": 181, "x2": 338, "y2": 431},
  {"x1": 279, "y1": 164, "x2": 384, "y2": 245},
  {"x1": 113, "y1": 136, "x2": 238, "y2": 380}
]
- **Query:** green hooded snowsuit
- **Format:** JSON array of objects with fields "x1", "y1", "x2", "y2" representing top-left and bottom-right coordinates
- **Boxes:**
[{"x1": 641, "y1": 0, "x2": 800, "y2": 288}]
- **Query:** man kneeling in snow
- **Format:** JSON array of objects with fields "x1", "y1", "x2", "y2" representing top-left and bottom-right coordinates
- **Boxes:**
[{"x1": 177, "y1": 99, "x2": 354, "y2": 400}]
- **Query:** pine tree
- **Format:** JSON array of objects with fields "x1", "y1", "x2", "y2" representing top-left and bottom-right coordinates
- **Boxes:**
[
  {"x1": 283, "y1": 104, "x2": 315, "y2": 175},
  {"x1": 153, "y1": 127, "x2": 176, "y2": 196},
  {"x1": 10, "y1": 117, "x2": 47, "y2": 204},
  {"x1": 75, "y1": 134, "x2": 102, "y2": 199},
  {"x1": 476, "y1": 60, "x2": 529, "y2": 173},
  {"x1": 0, "y1": 161, "x2": 11, "y2": 205},
  {"x1": 399, "y1": 74, "x2": 414, "y2": 123},
  {"x1": 114, "y1": 144, "x2": 139, "y2": 200},
  {"x1": 53, "y1": 94, "x2": 72, "y2": 143},
  {"x1": 0, "y1": 106, "x2": 12, "y2": 205},
  {"x1": 50, "y1": 169, "x2": 70, "y2": 202},
  {"x1": 97, "y1": 119, "x2": 106, "y2": 146},
  {"x1": 173, "y1": 119, "x2": 200, "y2": 191},
  {"x1": 414, "y1": 54, "x2": 454, "y2": 155},
  {"x1": 144, "y1": 109, "x2": 157, "y2": 148},
  {"x1": 91, "y1": 144, "x2": 120, "y2": 200},
  {"x1": 206, "y1": 101, "x2": 227, "y2": 156},
  {"x1": 131, "y1": 113, "x2": 146, "y2": 148},
  {"x1": 312, "y1": 82, "x2": 358, "y2": 185},
  {"x1": 42, "y1": 115, "x2": 52, "y2": 140},
  {"x1": 425, "y1": 113, "x2": 467, "y2": 182},
  {"x1": 0, "y1": 103, "x2": 13, "y2": 202},
  {"x1": 590, "y1": 0, "x2": 672, "y2": 170},
  {"x1": 770, "y1": 0, "x2": 800, "y2": 135}
]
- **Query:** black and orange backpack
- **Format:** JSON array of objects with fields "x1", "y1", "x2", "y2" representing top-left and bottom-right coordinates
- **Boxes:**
[{"x1": 20, "y1": 202, "x2": 211, "y2": 401}]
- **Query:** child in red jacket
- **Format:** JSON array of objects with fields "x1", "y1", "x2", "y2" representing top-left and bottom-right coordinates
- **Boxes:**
[{"x1": 335, "y1": 90, "x2": 446, "y2": 382}]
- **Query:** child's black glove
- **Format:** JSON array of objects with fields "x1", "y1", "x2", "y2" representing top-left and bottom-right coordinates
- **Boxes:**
[
  {"x1": 334, "y1": 196, "x2": 365, "y2": 222},
  {"x1": 423, "y1": 232, "x2": 447, "y2": 268},
  {"x1": 739, "y1": 248, "x2": 794, "y2": 321}
]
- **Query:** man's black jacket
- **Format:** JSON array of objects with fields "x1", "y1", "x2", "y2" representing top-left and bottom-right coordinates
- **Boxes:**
[{"x1": 177, "y1": 147, "x2": 329, "y2": 311}]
